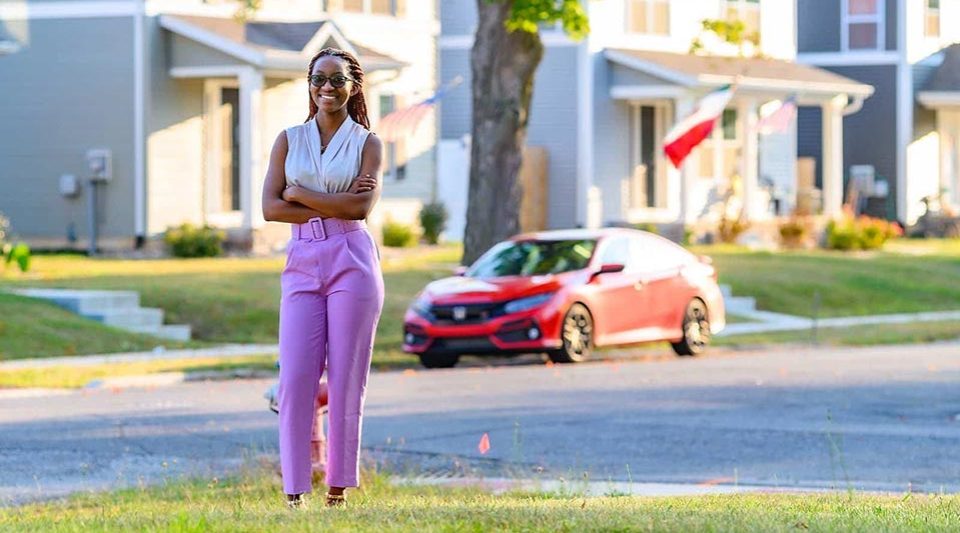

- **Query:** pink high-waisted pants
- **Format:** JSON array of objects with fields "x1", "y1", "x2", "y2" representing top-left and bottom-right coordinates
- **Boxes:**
[{"x1": 278, "y1": 217, "x2": 383, "y2": 494}]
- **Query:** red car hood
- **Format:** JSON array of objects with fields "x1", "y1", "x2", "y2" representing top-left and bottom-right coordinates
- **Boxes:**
[{"x1": 423, "y1": 274, "x2": 565, "y2": 304}]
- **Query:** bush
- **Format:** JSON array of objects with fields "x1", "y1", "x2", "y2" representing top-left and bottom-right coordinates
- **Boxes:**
[
  {"x1": 632, "y1": 222, "x2": 659, "y2": 235},
  {"x1": 717, "y1": 216, "x2": 749, "y2": 244},
  {"x1": 0, "y1": 212, "x2": 30, "y2": 272},
  {"x1": 382, "y1": 220, "x2": 417, "y2": 248},
  {"x1": 164, "y1": 223, "x2": 225, "y2": 258},
  {"x1": 418, "y1": 202, "x2": 448, "y2": 245},
  {"x1": 778, "y1": 218, "x2": 809, "y2": 249},
  {"x1": 825, "y1": 216, "x2": 902, "y2": 251}
]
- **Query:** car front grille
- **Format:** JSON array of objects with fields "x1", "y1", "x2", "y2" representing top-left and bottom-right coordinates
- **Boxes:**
[{"x1": 429, "y1": 302, "x2": 504, "y2": 325}]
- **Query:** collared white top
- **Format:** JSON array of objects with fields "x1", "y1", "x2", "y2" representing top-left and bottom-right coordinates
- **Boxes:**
[{"x1": 284, "y1": 116, "x2": 370, "y2": 193}]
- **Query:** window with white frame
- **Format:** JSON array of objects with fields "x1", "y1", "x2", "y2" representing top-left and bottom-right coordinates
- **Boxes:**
[
  {"x1": 723, "y1": 0, "x2": 760, "y2": 40},
  {"x1": 842, "y1": 0, "x2": 884, "y2": 51},
  {"x1": 698, "y1": 109, "x2": 740, "y2": 181},
  {"x1": 926, "y1": 0, "x2": 940, "y2": 38},
  {"x1": 326, "y1": 0, "x2": 405, "y2": 16},
  {"x1": 625, "y1": 0, "x2": 670, "y2": 36},
  {"x1": 378, "y1": 94, "x2": 407, "y2": 181}
]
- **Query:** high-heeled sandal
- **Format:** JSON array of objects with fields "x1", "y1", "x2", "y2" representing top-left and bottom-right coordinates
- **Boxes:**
[
  {"x1": 286, "y1": 493, "x2": 307, "y2": 510},
  {"x1": 325, "y1": 492, "x2": 346, "y2": 507}
]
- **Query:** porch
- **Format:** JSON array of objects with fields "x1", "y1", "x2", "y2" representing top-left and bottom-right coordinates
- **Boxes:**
[{"x1": 601, "y1": 49, "x2": 874, "y2": 227}]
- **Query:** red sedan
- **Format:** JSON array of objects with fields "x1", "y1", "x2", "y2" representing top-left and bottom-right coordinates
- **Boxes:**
[{"x1": 402, "y1": 228, "x2": 725, "y2": 368}]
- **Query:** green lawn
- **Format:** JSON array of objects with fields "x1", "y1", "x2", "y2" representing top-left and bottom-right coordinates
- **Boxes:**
[
  {"x1": 715, "y1": 320, "x2": 960, "y2": 348},
  {"x1": 0, "y1": 245, "x2": 461, "y2": 362},
  {"x1": 694, "y1": 239, "x2": 960, "y2": 318},
  {"x1": 3, "y1": 468, "x2": 958, "y2": 532}
]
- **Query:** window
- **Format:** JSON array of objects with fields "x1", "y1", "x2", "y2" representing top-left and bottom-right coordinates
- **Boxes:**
[
  {"x1": 378, "y1": 94, "x2": 407, "y2": 181},
  {"x1": 626, "y1": 0, "x2": 669, "y2": 35},
  {"x1": 326, "y1": 0, "x2": 405, "y2": 16},
  {"x1": 598, "y1": 237, "x2": 632, "y2": 268},
  {"x1": 723, "y1": 0, "x2": 760, "y2": 40},
  {"x1": 467, "y1": 240, "x2": 597, "y2": 278},
  {"x1": 698, "y1": 108, "x2": 740, "y2": 181},
  {"x1": 843, "y1": 0, "x2": 883, "y2": 51},
  {"x1": 926, "y1": 0, "x2": 940, "y2": 38}
]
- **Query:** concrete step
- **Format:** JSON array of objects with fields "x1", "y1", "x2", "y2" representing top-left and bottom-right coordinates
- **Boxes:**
[
  {"x1": 720, "y1": 284, "x2": 733, "y2": 298},
  {"x1": 86, "y1": 308, "x2": 165, "y2": 329},
  {"x1": 724, "y1": 296, "x2": 757, "y2": 313},
  {"x1": 10, "y1": 288, "x2": 140, "y2": 315},
  {"x1": 129, "y1": 324, "x2": 192, "y2": 342}
]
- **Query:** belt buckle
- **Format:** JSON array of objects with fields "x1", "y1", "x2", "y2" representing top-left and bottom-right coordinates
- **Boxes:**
[{"x1": 310, "y1": 219, "x2": 326, "y2": 240}]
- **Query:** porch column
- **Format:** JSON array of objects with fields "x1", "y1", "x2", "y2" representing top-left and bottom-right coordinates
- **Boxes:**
[
  {"x1": 821, "y1": 95, "x2": 846, "y2": 218},
  {"x1": 239, "y1": 66, "x2": 264, "y2": 230},
  {"x1": 674, "y1": 96, "x2": 696, "y2": 224},
  {"x1": 738, "y1": 98, "x2": 760, "y2": 220}
]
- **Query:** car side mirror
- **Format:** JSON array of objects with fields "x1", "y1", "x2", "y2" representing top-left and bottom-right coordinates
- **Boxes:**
[
  {"x1": 590, "y1": 263, "x2": 624, "y2": 281},
  {"x1": 453, "y1": 266, "x2": 467, "y2": 276}
]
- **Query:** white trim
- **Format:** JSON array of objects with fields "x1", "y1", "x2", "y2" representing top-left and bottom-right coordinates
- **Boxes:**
[
  {"x1": 202, "y1": 78, "x2": 242, "y2": 221},
  {"x1": 577, "y1": 43, "x2": 594, "y2": 228},
  {"x1": 0, "y1": 1, "x2": 135, "y2": 19},
  {"x1": 623, "y1": 0, "x2": 670, "y2": 36},
  {"x1": 697, "y1": 74, "x2": 874, "y2": 97},
  {"x1": 170, "y1": 65, "x2": 248, "y2": 79},
  {"x1": 239, "y1": 67, "x2": 265, "y2": 230},
  {"x1": 301, "y1": 21, "x2": 358, "y2": 57},
  {"x1": 840, "y1": 0, "x2": 886, "y2": 52},
  {"x1": 895, "y1": 0, "x2": 908, "y2": 223},
  {"x1": 603, "y1": 49, "x2": 697, "y2": 87},
  {"x1": 134, "y1": 0, "x2": 145, "y2": 239},
  {"x1": 610, "y1": 85, "x2": 684, "y2": 100},
  {"x1": 0, "y1": 41, "x2": 21, "y2": 55},
  {"x1": 918, "y1": 91, "x2": 960, "y2": 108},
  {"x1": 159, "y1": 15, "x2": 263, "y2": 66},
  {"x1": 796, "y1": 51, "x2": 899, "y2": 66}
]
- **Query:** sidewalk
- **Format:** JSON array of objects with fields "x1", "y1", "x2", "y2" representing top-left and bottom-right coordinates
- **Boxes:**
[{"x1": 0, "y1": 343, "x2": 278, "y2": 370}]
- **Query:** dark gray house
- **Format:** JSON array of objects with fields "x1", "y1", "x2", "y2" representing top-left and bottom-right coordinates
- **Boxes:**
[{"x1": 797, "y1": 0, "x2": 960, "y2": 225}]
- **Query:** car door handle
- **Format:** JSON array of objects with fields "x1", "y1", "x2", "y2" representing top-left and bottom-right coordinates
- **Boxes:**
[{"x1": 634, "y1": 280, "x2": 646, "y2": 290}]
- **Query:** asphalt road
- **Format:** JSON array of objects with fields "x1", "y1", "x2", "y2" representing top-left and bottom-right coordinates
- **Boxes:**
[{"x1": 2, "y1": 342, "x2": 959, "y2": 505}]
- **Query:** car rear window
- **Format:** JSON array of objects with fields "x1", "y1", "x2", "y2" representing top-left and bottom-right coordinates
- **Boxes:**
[{"x1": 467, "y1": 239, "x2": 597, "y2": 278}]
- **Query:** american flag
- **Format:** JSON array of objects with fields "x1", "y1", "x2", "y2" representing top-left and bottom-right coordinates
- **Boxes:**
[
  {"x1": 757, "y1": 95, "x2": 797, "y2": 135},
  {"x1": 376, "y1": 76, "x2": 462, "y2": 142}
]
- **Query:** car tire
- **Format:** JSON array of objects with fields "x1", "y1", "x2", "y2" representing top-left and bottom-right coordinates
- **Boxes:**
[
  {"x1": 549, "y1": 303, "x2": 594, "y2": 364},
  {"x1": 671, "y1": 298, "x2": 710, "y2": 357},
  {"x1": 418, "y1": 353, "x2": 460, "y2": 369}
]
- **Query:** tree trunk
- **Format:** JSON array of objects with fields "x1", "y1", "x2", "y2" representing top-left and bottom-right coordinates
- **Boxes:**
[{"x1": 462, "y1": 0, "x2": 544, "y2": 265}]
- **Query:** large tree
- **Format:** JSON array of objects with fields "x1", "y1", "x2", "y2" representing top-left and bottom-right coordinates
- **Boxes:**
[{"x1": 462, "y1": 0, "x2": 588, "y2": 265}]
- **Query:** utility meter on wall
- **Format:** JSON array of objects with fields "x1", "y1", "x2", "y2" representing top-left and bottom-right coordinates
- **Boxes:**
[{"x1": 86, "y1": 149, "x2": 112, "y2": 182}]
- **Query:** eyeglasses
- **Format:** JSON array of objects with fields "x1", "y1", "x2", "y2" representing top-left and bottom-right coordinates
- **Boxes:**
[{"x1": 308, "y1": 74, "x2": 352, "y2": 88}]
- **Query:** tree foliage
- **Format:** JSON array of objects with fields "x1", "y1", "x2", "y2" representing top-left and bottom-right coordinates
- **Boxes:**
[
  {"x1": 500, "y1": 0, "x2": 590, "y2": 40},
  {"x1": 689, "y1": 18, "x2": 760, "y2": 56}
]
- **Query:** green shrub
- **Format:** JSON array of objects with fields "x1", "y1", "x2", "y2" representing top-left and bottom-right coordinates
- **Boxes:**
[
  {"x1": 164, "y1": 223, "x2": 225, "y2": 258},
  {"x1": 0, "y1": 212, "x2": 30, "y2": 272},
  {"x1": 382, "y1": 220, "x2": 417, "y2": 248},
  {"x1": 418, "y1": 202, "x2": 448, "y2": 245},
  {"x1": 825, "y1": 216, "x2": 902, "y2": 251},
  {"x1": 632, "y1": 222, "x2": 659, "y2": 235},
  {"x1": 717, "y1": 216, "x2": 749, "y2": 244}
]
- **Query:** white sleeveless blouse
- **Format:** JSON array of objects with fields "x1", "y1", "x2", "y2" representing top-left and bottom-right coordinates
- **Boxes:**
[{"x1": 284, "y1": 116, "x2": 370, "y2": 194}]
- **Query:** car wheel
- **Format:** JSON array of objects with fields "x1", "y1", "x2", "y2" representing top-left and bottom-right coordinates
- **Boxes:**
[
  {"x1": 671, "y1": 298, "x2": 710, "y2": 357},
  {"x1": 418, "y1": 353, "x2": 460, "y2": 369},
  {"x1": 549, "y1": 303, "x2": 594, "y2": 364}
]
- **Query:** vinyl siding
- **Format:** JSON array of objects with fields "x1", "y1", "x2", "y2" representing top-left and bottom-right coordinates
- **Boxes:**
[{"x1": 0, "y1": 16, "x2": 135, "y2": 244}]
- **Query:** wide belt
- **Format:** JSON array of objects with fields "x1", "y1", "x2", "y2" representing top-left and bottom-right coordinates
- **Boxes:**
[{"x1": 291, "y1": 217, "x2": 365, "y2": 241}]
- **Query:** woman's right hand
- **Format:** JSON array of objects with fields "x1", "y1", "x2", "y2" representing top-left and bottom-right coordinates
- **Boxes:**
[{"x1": 348, "y1": 174, "x2": 377, "y2": 194}]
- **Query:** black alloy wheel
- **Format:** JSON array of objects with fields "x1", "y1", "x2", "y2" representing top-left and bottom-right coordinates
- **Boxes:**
[
  {"x1": 671, "y1": 298, "x2": 710, "y2": 357},
  {"x1": 549, "y1": 303, "x2": 594, "y2": 363}
]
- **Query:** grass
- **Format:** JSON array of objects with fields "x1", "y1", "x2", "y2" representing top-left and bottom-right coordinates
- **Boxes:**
[
  {"x1": 0, "y1": 292, "x2": 198, "y2": 360},
  {"x1": 693, "y1": 239, "x2": 960, "y2": 318},
  {"x1": 0, "y1": 245, "x2": 462, "y2": 362},
  {"x1": 0, "y1": 355, "x2": 277, "y2": 389},
  {"x1": 3, "y1": 467, "x2": 959, "y2": 532}
]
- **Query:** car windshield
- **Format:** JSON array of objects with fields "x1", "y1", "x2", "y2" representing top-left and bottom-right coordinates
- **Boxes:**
[{"x1": 466, "y1": 239, "x2": 597, "y2": 278}]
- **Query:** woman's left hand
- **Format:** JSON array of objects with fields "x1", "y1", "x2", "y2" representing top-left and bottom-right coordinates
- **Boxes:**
[{"x1": 282, "y1": 185, "x2": 302, "y2": 203}]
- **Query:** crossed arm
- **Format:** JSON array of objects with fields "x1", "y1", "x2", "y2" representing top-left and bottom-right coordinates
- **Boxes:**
[{"x1": 261, "y1": 130, "x2": 384, "y2": 223}]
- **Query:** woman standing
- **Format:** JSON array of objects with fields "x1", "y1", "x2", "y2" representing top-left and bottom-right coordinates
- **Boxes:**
[{"x1": 261, "y1": 48, "x2": 384, "y2": 509}]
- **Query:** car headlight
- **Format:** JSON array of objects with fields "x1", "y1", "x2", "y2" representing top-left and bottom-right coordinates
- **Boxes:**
[
  {"x1": 410, "y1": 294, "x2": 432, "y2": 319},
  {"x1": 503, "y1": 292, "x2": 556, "y2": 314}
]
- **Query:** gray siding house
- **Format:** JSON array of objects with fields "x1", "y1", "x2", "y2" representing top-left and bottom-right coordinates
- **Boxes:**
[
  {"x1": 438, "y1": 0, "x2": 874, "y2": 240},
  {"x1": 0, "y1": 0, "x2": 439, "y2": 252},
  {"x1": 797, "y1": 0, "x2": 960, "y2": 225}
]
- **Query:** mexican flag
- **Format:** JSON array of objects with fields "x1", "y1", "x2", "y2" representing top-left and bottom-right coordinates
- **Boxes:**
[{"x1": 663, "y1": 85, "x2": 735, "y2": 168}]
